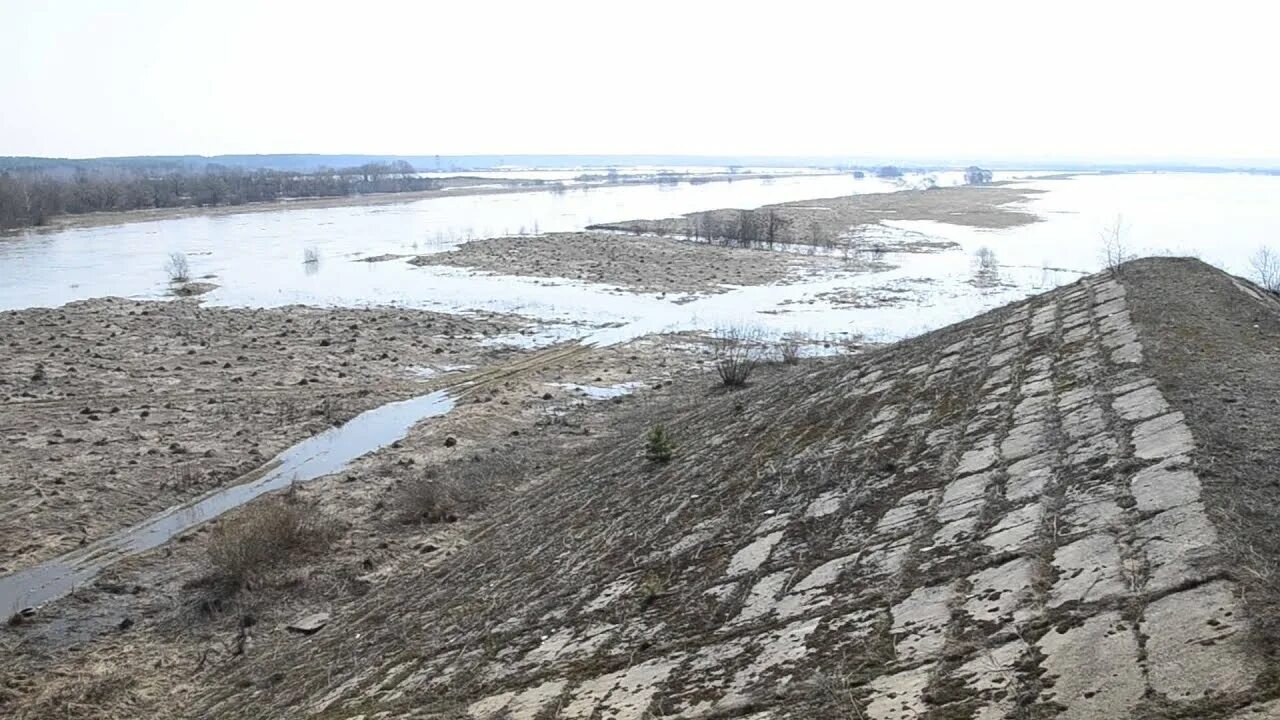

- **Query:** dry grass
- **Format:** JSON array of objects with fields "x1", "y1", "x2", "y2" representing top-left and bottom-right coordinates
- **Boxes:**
[
  {"x1": 205, "y1": 490, "x2": 339, "y2": 589},
  {"x1": 16, "y1": 664, "x2": 139, "y2": 720},
  {"x1": 398, "y1": 470, "x2": 472, "y2": 524},
  {"x1": 396, "y1": 455, "x2": 525, "y2": 524}
]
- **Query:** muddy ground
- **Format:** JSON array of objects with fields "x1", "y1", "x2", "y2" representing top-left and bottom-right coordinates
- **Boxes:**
[
  {"x1": 0, "y1": 295, "x2": 786, "y2": 718},
  {"x1": 412, "y1": 231, "x2": 860, "y2": 296},
  {"x1": 0, "y1": 298, "x2": 532, "y2": 572},
  {"x1": 591, "y1": 182, "x2": 1047, "y2": 246}
]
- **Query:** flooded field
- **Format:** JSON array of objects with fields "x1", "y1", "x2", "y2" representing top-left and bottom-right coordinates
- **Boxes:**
[{"x1": 5, "y1": 171, "x2": 1278, "y2": 351}]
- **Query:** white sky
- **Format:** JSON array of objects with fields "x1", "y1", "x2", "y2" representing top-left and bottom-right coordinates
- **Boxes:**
[{"x1": 2, "y1": 0, "x2": 1277, "y2": 163}]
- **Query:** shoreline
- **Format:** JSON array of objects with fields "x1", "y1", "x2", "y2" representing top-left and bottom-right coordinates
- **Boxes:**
[{"x1": 0, "y1": 171, "x2": 828, "y2": 236}]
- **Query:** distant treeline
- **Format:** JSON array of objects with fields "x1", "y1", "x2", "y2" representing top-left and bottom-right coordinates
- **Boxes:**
[{"x1": 0, "y1": 162, "x2": 440, "y2": 230}]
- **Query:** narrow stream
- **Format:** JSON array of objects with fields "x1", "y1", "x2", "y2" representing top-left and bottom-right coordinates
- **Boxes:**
[{"x1": 0, "y1": 390, "x2": 454, "y2": 615}]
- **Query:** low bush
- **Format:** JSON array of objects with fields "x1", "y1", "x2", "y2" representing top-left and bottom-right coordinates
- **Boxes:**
[
  {"x1": 206, "y1": 490, "x2": 338, "y2": 589},
  {"x1": 779, "y1": 337, "x2": 802, "y2": 365},
  {"x1": 396, "y1": 454, "x2": 524, "y2": 523},
  {"x1": 714, "y1": 325, "x2": 764, "y2": 387}
]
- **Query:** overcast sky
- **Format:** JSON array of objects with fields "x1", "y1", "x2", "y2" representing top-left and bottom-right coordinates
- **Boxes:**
[{"x1": 2, "y1": 1, "x2": 1276, "y2": 163}]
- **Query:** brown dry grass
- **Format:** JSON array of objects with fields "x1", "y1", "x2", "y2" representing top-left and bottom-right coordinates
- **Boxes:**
[
  {"x1": 205, "y1": 489, "x2": 339, "y2": 589},
  {"x1": 15, "y1": 663, "x2": 139, "y2": 720},
  {"x1": 396, "y1": 455, "x2": 526, "y2": 524}
]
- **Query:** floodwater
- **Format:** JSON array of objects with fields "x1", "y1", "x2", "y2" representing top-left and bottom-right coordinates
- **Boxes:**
[
  {"x1": 2, "y1": 171, "x2": 1277, "y2": 345},
  {"x1": 0, "y1": 391, "x2": 454, "y2": 614},
  {"x1": 0, "y1": 171, "x2": 1031, "y2": 312}
]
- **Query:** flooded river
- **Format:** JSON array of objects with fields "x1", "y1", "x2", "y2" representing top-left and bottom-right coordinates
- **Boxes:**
[{"x1": 2, "y1": 170, "x2": 1278, "y2": 346}]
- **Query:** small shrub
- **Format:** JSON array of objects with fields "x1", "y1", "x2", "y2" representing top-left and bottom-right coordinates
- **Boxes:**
[
  {"x1": 206, "y1": 491, "x2": 338, "y2": 589},
  {"x1": 713, "y1": 325, "x2": 763, "y2": 387},
  {"x1": 638, "y1": 570, "x2": 667, "y2": 606},
  {"x1": 170, "y1": 463, "x2": 204, "y2": 491},
  {"x1": 780, "y1": 337, "x2": 802, "y2": 365},
  {"x1": 31, "y1": 362, "x2": 45, "y2": 382},
  {"x1": 165, "y1": 252, "x2": 190, "y2": 283},
  {"x1": 646, "y1": 424, "x2": 675, "y2": 463},
  {"x1": 398, "y1": 469, "x2": 471, "y2": 524},
  {"x1": 396, "y1": 456, "x2": 522, "y2": 523}
]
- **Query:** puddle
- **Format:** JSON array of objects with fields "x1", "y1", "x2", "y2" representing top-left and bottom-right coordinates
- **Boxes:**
[
  {"x1": 552, "y1": 382, "x2": 646, "y2": 399},
  {"x1": 405, "y1": 364, "x2": 473, "y2": 379},
  {"x1": 0, "y1": 390, "x2": 454, "y2": 615}
]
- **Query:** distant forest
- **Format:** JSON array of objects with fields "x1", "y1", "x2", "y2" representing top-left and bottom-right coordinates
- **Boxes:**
[{"x1": 0, "y1": 162, "x2": 439, "y2": 230}]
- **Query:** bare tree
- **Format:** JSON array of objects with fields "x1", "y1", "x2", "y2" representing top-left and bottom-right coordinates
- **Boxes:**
[
  {"x1": 974, "y1": 246, "x2": 999, "y2": 272},
  {"x1": 165, "y1": 252, "x2": 190, "y2": 283},
  {"x1": 1249, "y1": 246, "x2": 1280, "y2": 293},
  {"x1": 1099, "y1": 215, "x2": 1134, "y2": 275}
]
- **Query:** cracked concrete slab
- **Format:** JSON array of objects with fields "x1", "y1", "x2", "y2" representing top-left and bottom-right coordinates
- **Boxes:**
[
  {"x1": 1049, "y1": 533, "x2": 1128, "y2": 607},
  {"x1": 1132, "y1": 411, "x2": 1196, "y2": 459},
  {"x1": 1137, "y1": 502, "x2": 1219, "y2": 593},
  {"x1": 1129, "y1": 456, "x2": 1201, "y2": 513},
  {"x1": 1038, "y1": 611, "x2": 1143, "y2": 719},
  {"x1": 890, "y1": 584, "x2": 953, "y2": 663},
  {"x1": 1143, "y1": 580, "x2": 1260, "y2": 700}
]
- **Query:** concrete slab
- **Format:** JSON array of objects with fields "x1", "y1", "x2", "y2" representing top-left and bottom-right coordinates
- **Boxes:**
[
  {"x1": 1112, "y1": 385, "x2": 1170, "y2": 422},
  {"x1": 1049, "y1": 533, "x2": 1128, "y2": 607},
  {"x1": 1132, "y1": 412, "x2": 1196, "y2": 460},
  {"x1": 1137, "y1": 502, "x2": 1218, "y2": 593},
  {"x1": 891, "y1": 584, "x2": 953, "y2": 663},
  {"x1": 982, "y1": 503, "x2": 1043, "y2": 553},
  {"x1": 1129, "y1": 456, "x2": 1201, "y2": 513},
  {"x1": 727, "y1": 531, "x2": 786, "y2": 577},
  {"x1": 865, "y1": 664, "x2": 934, "y2": 720},
  {"x1": 1037, "y1": 611, "x2": 1142, "y2": 719},
  {"x1": 1144, "y1": 580, "x2": 1260, "y2": 700},
  {"x1": 964, "y1": 557, "x2": 1036, "y2": 625}
]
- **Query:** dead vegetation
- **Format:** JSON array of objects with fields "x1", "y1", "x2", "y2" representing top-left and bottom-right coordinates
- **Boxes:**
[
  {"x1": 164, "y1": 251, "x2": 190, "y2": 283},
  {"x1": 713, "y1": 325, "x2": 764, "y2": 387},
  {"x1": 779, "y1": 336, "x2": 802, "y2": 365},
  {"x1": 397, "y1": 455, "x2": 526, "y2": 524},
  {"x1": 204, "y1": 488, "x2": 339, "y2": 591},
  {"x1": 1100, "y1": 215, "x2": 1136, "y2": 275},
  {"x1": 1249, "y1": 246, "x2": 1280, "y2": 293},
  {"x1": 15, "y1": 664, "x2": 140, "y2": 720}
]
